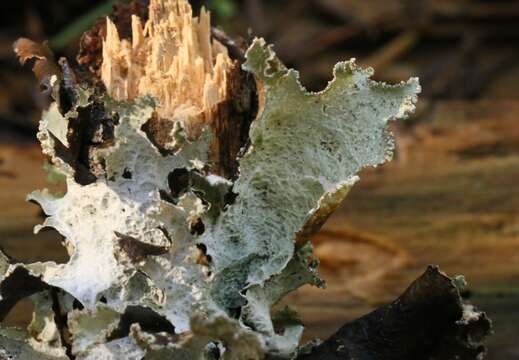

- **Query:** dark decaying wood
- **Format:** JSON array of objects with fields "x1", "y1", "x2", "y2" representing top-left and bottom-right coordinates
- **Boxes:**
[{"x1": 298, "y1": 266, "x2": 491, "y2": 360}]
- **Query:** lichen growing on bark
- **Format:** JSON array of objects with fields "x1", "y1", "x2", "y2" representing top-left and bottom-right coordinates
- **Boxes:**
[{"x1": 2, "y1": 0, "x2": 423, "y2": 358}]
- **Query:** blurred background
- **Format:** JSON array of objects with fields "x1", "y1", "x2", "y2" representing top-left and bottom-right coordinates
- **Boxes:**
[{"x1": 0, "y1": 1, "x2": 518, "y2": 359}]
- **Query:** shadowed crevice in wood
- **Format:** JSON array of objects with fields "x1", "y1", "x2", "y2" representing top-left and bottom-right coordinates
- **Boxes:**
[
  {"x1": 107, "y1": 305, "x2": 177, "y2": 341},
  {"x1": 0, "y1": 267, "x2": 47, "y2": 321}
]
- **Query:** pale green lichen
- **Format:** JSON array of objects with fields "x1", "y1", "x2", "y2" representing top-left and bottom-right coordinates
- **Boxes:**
[
  {"x1": 68, "y1": 306, "x2": 121, "y2": 356},
  {"x1": 203, "y1": 38, "x2": 420, "y2": 314},
  {"x1": 1, "y1": 35, "x2": 419, "y2": 359}
]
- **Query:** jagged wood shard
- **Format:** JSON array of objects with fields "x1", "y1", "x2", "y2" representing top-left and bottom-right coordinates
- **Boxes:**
[{"x1": 101, "y1": 0, "x2": 234, "y2": 137}]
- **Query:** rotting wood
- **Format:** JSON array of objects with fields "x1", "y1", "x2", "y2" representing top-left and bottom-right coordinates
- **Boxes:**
[{"x1": 298, "y1": 266, "x2": 491, "y2": 360}]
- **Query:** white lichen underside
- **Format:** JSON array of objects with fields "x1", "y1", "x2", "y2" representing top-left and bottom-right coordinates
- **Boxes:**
[{"x1": 29, "y1": 97, "x2": 212, "y2": 333}]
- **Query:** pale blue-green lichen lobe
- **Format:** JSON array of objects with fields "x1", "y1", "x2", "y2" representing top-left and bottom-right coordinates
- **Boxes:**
[
  {"x1": 202, "y1": 39, "x2": 420, "y2": 318},
  {"x1": 0, "y1": 36, "x2": 419, "y2": 359}
]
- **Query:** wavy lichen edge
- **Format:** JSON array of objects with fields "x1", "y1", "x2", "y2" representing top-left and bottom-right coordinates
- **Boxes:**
[{"x1": 3, "y1": 18, "x2": 421, "y2": 360}]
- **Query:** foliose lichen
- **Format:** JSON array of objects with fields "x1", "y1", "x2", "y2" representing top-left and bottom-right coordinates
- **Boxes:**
[{"x1": 2, "y1": 3, "x2": 419, "y2": 358}]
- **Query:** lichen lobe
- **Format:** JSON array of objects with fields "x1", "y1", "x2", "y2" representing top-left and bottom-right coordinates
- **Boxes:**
[
  {"x1": 3, "y1": 2, "x2": 424, "y2": 359},
  {"x1": 202, "y1": 38, "x2": 420, "y2": 314}
]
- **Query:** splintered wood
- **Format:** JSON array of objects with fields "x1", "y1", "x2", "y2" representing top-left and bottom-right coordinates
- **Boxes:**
[{"x1": 101, "y1": 0, "x2": 233, "y2": 135}]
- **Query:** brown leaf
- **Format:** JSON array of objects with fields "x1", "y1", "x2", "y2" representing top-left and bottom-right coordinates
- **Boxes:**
[{"x1": 13, "y1": 38, "x2": 60, "y2": 93}]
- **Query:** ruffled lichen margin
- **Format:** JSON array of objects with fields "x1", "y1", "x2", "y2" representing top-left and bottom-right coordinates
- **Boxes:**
[{"x1": 2, "y1": 25, "x2": 428, "y2": 360}]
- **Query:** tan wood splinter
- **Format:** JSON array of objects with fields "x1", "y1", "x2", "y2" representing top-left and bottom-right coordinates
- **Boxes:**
[{"x1": 101, "y1": 0, "x2": 234, "y2": 138}]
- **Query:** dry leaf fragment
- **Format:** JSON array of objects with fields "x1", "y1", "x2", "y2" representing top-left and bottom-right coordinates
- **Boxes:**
[{"x1": 13, "y1": 38, "x2": 61, "y2": 93}]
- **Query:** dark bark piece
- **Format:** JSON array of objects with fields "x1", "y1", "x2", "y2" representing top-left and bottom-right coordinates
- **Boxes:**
[
  {"x1": 211, "y1": 28, "x2": 248, "y2": 62},
  {"x1": 63, "y1": 101, "x2": 106, "y2": 185},
  {"x1": 114, "y1": 232, "x2": 170, "y2": 264},
  {"x1": 210, "y1": 55, "x2": 258, "y2": 179},
  {"x1": 50, "y1": 289, "x2": 74, "y2": 358},
  {"x1": 298, "y1": 266, "x2": 491, "y2": 360},
  {"x1": 13, "y1": 35, "x2": 118, "y2": 186}
]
